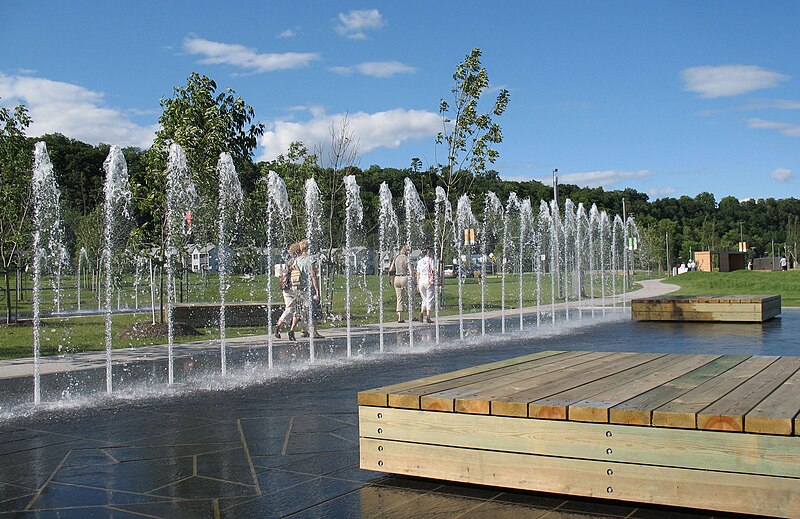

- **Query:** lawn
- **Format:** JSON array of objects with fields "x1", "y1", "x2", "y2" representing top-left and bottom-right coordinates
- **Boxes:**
[
  {"x1": 0, "y1": 271, "x2": 642, "y2": 359},
  {"x1": 666, "y1": 269, "x2": 800, "y2": 306}
]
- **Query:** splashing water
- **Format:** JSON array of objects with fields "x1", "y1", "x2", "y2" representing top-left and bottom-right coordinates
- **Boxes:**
[{"x1": 217, "y1": 153, "x2": 243, "y2": 376}]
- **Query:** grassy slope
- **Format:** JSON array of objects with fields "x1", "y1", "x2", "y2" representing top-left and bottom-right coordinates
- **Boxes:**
[{"x1": 667, "y1": 270, "x2": 800, "y2": 306}]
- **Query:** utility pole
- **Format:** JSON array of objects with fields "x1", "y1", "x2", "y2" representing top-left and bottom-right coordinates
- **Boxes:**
[
  {"x1": 552, "y1": 168, "x2": 559, "y2": 205},
  {"x1": 666, "y1": 232, "x2": 670, "y2": 276}
]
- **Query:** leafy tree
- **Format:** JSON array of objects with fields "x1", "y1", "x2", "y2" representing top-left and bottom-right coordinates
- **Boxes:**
[
  {"x1": 0, "y1": 102, "x2": 32, "y2": 324},
  {"x1": 136, "y1": 72, "x2": 264, "y2": 246},
  {"x1": 437, "y1": 48, "x2": 509, "y2": 200}
]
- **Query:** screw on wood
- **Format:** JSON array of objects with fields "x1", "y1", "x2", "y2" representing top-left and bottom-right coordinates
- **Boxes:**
[
  {"x1": 607, "y1": 487, "x2": 613, "y2": 493},
  {"x1": 607, "y1": 469, "x2": 613, "y2": 475},
  {"x1": 377, "y1": 428, "x2": 383, "y2": 434},
  {"x1": 606, "y1": 448, "x2": 613, "y2": 455}
]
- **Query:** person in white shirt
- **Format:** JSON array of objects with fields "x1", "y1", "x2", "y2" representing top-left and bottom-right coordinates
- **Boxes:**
[{"x1": 415, "y1": 246, "x2": 435, "y2": 323}]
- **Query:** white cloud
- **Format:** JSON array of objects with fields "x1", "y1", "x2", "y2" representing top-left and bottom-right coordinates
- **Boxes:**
[
  {"x1": 699, "y1": 99, "x2": 800, "y2": 116},
  {"x1": 770, "y1": 168, "x2": 794, "y2": 182},
  {"x1": 278, "y1": 28, "x2": 297, "y2": 39},
  {"x1": 649, "y1": 187, "x2": 677, "y2": 198},
  {"x1": 258, "y1": 107, "x2": 440, "y2": 162},
  {"x1": 747, "y1": 118, "x2": 800, "y2": 136},
  {"x1": 0, "y1": 74, "x2": 157, "y2": 148},
  {"x1": 334, "y1": 9, "x2": 385, "y2": 39},
  {"x1": 540, "y1": 169, "x2": 653, "y2": 189},
  {"x1": 681, "y1": 65, "x2": 789, "y2": 98},
  {"x1": 330, "y1": 61, "x2": 417, "y2": 78},
  {"x1": 183, "y1": 37, "x2": 319, "y2": 73}
]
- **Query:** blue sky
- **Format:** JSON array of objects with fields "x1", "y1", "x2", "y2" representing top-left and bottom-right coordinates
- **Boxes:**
[{"x1": 1, "y1": 1, "x2": 798, "y2": 200}]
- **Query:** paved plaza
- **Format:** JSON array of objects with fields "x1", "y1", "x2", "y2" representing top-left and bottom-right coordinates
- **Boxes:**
[{"x1": 3, "y1": 280, "x2": 789, "y2": 518}]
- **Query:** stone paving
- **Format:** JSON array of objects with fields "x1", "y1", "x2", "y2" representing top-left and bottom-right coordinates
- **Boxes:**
[{"x1": 2, "y1": 279, "x2": 778, "y2": 518}]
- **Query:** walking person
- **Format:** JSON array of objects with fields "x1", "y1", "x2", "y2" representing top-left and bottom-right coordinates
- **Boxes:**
[
  {"x1": 275, "y1": 242, "x2": 300, "y2": 340},
  {"x1": 390, "y1": 245, "x2": 412, "y2": 322},
  {"x1": 291, "y1": 239, "x2": 324, "y2": 339},
  {"x1": 416, "y1": 246, "x2": 435, "y2": 323}
]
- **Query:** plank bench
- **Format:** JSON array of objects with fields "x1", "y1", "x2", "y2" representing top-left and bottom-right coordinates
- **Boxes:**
[
  {"x1": 631, "y1": 294, "x2": 781, "y2": 322},
  {"x1": 358, "y1": 350, "x2": 800, "y2": 517}
]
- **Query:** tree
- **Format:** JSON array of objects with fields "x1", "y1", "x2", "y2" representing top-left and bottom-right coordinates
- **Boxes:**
[
  {"x1": 136, "y1": 72, "x2": 264, "y2": 246},
  {"x1": 437, "y1": 48, "x2": 509, "y2": 200},
  {"x1": 0, "y1": 101, "x2": 33, "y2": 324}
]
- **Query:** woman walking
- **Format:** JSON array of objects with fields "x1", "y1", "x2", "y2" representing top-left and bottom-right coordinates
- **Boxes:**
[
  {"x1": 390, "y1": 245, "x2": 412, "y2": 322},
  {"x1": 275, "y1": 242, "x2": 300, "y2": 341},
  {"x1": 416, "y1": 246, "x2": 435, "y2": 323}
]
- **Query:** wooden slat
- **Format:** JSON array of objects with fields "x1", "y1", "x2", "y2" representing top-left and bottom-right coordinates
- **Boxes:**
[
  {"x1": 490, "y1": 352, "x2": 662, "y2": 418},
  {"x1": 652, "y1": 356, "x2": 779, "y2": 429},
  {"x1": 529, "y1": 354, "x2": 683, "y2": 421},
  {"x1": 610, "y1": 355, "x2": 749, "y2": 426},
  {"x1": 386, "y1": 350, "x2": 565, "y2": 409},
  {"x1": 697, "y1": 357, "x2": 800, "y2": 432},
  {"x1": 453, "y1": 351, "x2": 617, "y2": 415},
  {"x1": 567, "y1": 354, "x2": 720, "y2": 423},
  {"x1": 359, "y1": 406, "x2": 800, "y2": 477},
  {"x1": 357, "y1": 350, "x2": 563, "y2": 406},
  {"x1": 360, "y1": 438, "x2": 800, "y2": 518},
  {"x1": 418, "y1": 351, "x2": 606, "y2": 414},
  {"x1": 745, "y1": 365, "x2": 800, "y2": 435}
]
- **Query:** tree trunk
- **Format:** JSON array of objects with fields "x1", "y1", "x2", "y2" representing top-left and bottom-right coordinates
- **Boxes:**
[{"x1": 4, "y1": 268, "x2": 11, "y2": 325}]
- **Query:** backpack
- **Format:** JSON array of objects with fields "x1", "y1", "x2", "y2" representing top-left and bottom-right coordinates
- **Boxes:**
[
  {"x1": 280, "y1": 260, "x2": 293, "y2": 291},
  {"x1": 290, "y1": 261, "x2": 302, "y2": 287}
]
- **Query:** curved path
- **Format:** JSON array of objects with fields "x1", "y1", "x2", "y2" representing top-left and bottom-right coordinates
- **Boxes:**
[{"x1": 0, "y1": 279, "x2": 680, "y2": 380}]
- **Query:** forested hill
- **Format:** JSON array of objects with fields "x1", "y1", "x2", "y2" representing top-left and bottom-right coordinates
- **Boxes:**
[{"x1": 16, "y1": 133, "x2": 800, "y2": 271}]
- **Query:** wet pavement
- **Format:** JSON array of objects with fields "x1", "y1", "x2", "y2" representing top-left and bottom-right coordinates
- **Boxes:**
[{"x1": 1, "y1": 283, "x2": 795, "y2": 518}]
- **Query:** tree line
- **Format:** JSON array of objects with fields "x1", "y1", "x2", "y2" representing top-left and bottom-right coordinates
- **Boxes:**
[{"x1": 2, "y1": 50, "x2": 799, "y2": 325}]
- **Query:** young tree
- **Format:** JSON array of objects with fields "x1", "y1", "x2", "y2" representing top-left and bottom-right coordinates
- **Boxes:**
[
  {"x1": 0, "y1": 102, "x2": 33, "y2": 324},
  {"x1": 435, "y1": 48, "x2": 509, "y2": 273},
  {"x1": 437, "y1": 48, "x2": 509, "y2": 200}
]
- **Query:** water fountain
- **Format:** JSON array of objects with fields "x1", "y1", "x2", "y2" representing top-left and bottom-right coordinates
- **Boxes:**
[
  {"x1": 19, "y1": 144, "x2": 649, "y2": 414},
  {"x1": 403, "y1": 178, "x2": 425, "y2": 347},
  {"x1": 377, "y1": 183, "x2": 399, "y2": 352},
  {"x1": 480, "y1": 192, "x2": 504, "y2": 335},
  {"x1": 304, "y1": 178, "x2": 323, "y2": 361},
  {"x1": 165, "y1": 143, "x2": 197, "y2": 384},
  {"x1": 535, "y1": 200, "x2": 551, "y2": 326},
  {"x1": 455, "y1": 195, "x2": 476, "y2": 339},
  {"x1": 101, "y1": 145, "x2": 132, "y2": 393},
  {"x1": 30, "y1": 142, "x2": 65, "y2": 404},
  {"x1": 433, "y1": 187, "x2": 452, "y2": 343},
  {"x1": 518, "y1": 198, "x2": 532, "y2": 330},
  {"x1": 216, "y1": 153, "x2": 243, "y2": 376},
  {"x1": 265, "y1": 170, "x2": 291, "y2": 368},
  {"x1": 500, "y1": 193, "x2": 520, "y2": 333},
  {"x1": 343, "y1": 175, "x2": 364, "y2": 356}
]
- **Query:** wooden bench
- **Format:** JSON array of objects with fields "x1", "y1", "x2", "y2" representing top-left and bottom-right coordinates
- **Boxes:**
[
  {"x1": 631, "y1": 294, "x2": 781, "y2": 322},
  {"x1": 358, "y1": 351, "x2": 800, "y2": 517}
]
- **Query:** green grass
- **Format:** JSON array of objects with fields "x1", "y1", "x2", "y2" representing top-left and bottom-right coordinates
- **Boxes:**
[
  {"x1": 667, "y1": 270, "x2": 800, "y2": 306},
  {"x1": 1, "y1": 271, "x2": 643, "y2": 359}
]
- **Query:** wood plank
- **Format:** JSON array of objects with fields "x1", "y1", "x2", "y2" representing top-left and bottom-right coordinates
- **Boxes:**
[
  {"x1": 567, "y1": 354, "x2": 720, "y2": 423},
  {"x1": 698, "y1": 356, "x2": 800, "y2": 432},
  {"x1": 360, "y1": 438, "x2": 800, "y2": 518},
  {"x1": 359, "y1": 406, "x2": 800, "y2": 477},
  {"x1": 490, "y1": 352, "x2": 662, "y2": 418},
  {"x1": 746, "y1": 365, "x2": 800, "y2": 435},
  {"x1": 420, "y1": 351, "x2": 594, "y2": 412},
  {"x1": 357, "y1": 350, "x2": 563, "y2": 407},
  {"x1": 529, "y1": 354, "x2": 688, "y2": 421},
  {"x1": 387, "y1": 350, "x2": 566, "y2": 410},
  {"x1": 652, "y1": 356, "x2": 779, "y2": 429},
  {"x1": 453, "y1": 351, "x2": 618, "y2": 415},
  {"x1": 418, "y1": 351, "x2": 608, "y2": 414},
  {"x1": 610, "y1": 355, "x2": 749, "y2": 426}
]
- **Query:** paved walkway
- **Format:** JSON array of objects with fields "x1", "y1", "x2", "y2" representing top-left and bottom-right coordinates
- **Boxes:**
[
  {"x1": 0, "y1": 279, "x2": 679, "y2": 381},
  {"x1": 5, "y1": 275, "x2": 788, "y2": 519}
]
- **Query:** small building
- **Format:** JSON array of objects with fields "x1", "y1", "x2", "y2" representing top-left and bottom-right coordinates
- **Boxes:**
[
  {"x1": 693, "y1": 250, "x2": 746, "y2": 272},
  {"x1": 189, "y1": 244, "x2": 219, "y2": 273}
]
